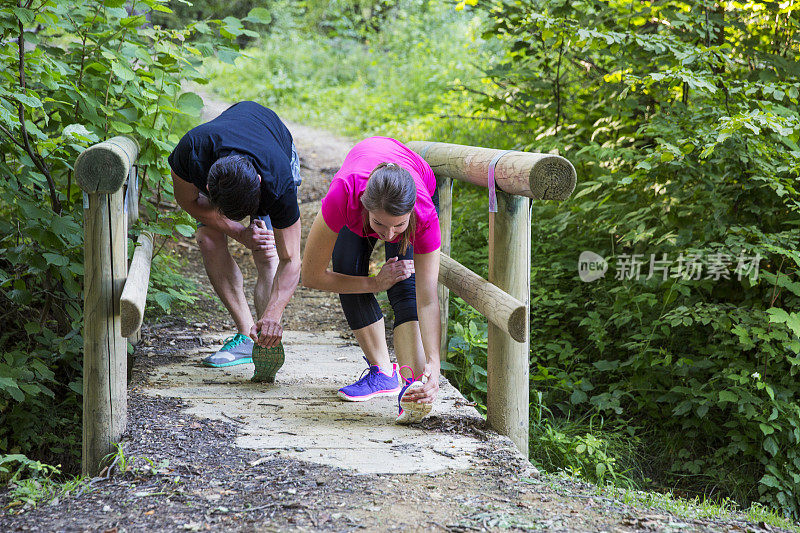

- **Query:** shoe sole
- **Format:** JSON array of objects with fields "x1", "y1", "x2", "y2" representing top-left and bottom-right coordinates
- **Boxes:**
[
  {"x1": 251, "y1": 344, "x2": 285, "y2": 383},
  {"x1": 337, "y1": 387, "x2": 401, "y2": 402},
  {"x1": 203, "y1": 357, "x2": 253, "y2": 368},
  {"x1": 396, "y1": 382, "x2": 432, "y2": 424}
]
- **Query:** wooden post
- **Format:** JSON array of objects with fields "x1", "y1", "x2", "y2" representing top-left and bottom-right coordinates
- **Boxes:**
[
  {"x1": 487, "y1": 191, "x2": 530, "y2": 458},
  {"x1": 77, "y1": 136, "x2": 138, "y2": 476},
  {"x1": 82, "y1": 190, "x2": 128, "y2": 475},
  {"x1": 437, "y1": 178, "x2": 452, "y2": 358}
]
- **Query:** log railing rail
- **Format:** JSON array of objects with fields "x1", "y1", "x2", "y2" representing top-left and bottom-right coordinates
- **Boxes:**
[
  {"x1": 75, "y1": 136, "x2": 153, "y2": 476},
  {"x1": 408, "y1": 141, "x2": 577, "y2": 457}
]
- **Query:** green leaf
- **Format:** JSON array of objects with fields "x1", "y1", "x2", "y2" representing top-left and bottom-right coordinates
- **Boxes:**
[
  {"x1": 110, "y1": 120, "x2": 133, "y2": 134},
  {"x1": 154, "y1": 292, "x2": 172, "y2": 312},
  {"x1": 176, "y1": 92, "x2": 204, "y2": 116},
  {"x1": 718, "y1": 390, "x2": 738, "y2": 403},
  {"x1": 0, "y1": 377, "x2": 24, "y2": 402},
  {"x1": 763, "y1": 436, "x2": 779, "y2": 456},
  {"x1": 570, "y1": 389, "x2": 587, "y2": 404},
  {"x1": 759, "y1": 474, "x2": 780, "y2": 489},
  {"x1": 175, "y1": 224, "x2": 195, "y2": 237},
  {"x1": 62, "y1": 124, "x2": 99, "y2": 143},
  {"x1": 767, "y1": 308, "x2": 790, "y2": 324},
  {"x1": 42, "y1": 253, "x2": 69, "y2": 266},
  {"x1": 245, "y1": 7, "x2": 272, "y2": 24},
  {"x1": 760, "y1": 423, "x2": 775, "y2": 436},
  {"x1": 111, "y1": 61, "x2": 136, "y2": 82}
]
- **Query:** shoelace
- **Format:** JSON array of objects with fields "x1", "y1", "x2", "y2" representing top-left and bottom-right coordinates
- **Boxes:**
[
  {"x1": 353, "y1": 356, "x2": 384, "y2": 384},
  {"x1": 221, "y1": 334, "x2": 247, "y2": 350},
  {"x1": 398, "y1": 365, "x2": 423, "y2": 386}
]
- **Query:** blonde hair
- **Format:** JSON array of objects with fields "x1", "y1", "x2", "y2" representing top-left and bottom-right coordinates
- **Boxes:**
[{"x1": 361, "y1": 162, "x2": 417, "y2": 254}]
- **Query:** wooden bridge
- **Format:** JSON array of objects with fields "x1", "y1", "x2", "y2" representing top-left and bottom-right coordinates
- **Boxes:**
[{"x1": 74, "y1": 125, "x2": 576, "y2": 477}]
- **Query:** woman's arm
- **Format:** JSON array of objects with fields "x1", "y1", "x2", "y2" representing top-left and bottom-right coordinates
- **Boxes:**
[
  {"x1": 301, "y1": 212, "x2": 414, "y2": 294},
  {"x1": 403, "y1": 249, "x2": 442, "y2": 403}
]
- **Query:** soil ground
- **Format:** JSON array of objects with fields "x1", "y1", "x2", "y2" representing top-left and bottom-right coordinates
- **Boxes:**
[{"x1": 0, "y1": 95, "x2": 786, "y2": 533}]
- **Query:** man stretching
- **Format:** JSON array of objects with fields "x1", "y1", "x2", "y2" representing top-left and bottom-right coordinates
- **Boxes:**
[{"x1": 169, "y1": 101, "x2": 302, "y2": 367}]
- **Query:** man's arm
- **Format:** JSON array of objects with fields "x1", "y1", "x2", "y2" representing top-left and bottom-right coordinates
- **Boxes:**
[
  {"x1": 252, "y1": 217, "x2": 302, "y2": 348},
  {"x1": 171, "y1": 169, "x2": 270, "y2": 250}
]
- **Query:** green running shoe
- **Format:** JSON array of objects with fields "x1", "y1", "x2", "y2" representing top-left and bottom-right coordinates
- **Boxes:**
[
  {"x1": 203, "y1": 334, "x2": 253, "y2": 367},
  {"x1": 251, "y1": 343, "x2": 285, "y2": 383}
]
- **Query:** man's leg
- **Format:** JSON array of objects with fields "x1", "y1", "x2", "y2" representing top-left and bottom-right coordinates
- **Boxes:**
[{"x1": 196, "y1": 225, "x2": 254, "y2": 335}]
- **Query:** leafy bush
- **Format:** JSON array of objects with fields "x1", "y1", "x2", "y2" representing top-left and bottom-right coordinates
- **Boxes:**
[
  {"x1": 0, "y1": 0, "x2": 264, "y2": 471},
  {"x1": 469, "y1": 0, "x2": 800, "y2": 515}
]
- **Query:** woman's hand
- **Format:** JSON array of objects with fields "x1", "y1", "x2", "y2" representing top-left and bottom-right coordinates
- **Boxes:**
[
  {"x1": 402, "y1": 362, "x2": 440, "y2": 404},
  {"x1": 373, "y1": 257, "x2": 414, "y2": 292}
]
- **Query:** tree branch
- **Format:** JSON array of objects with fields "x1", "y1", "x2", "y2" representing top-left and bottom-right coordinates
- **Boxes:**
[
  {"x1": 16, "y1": 6, "x2": 61, "y2": 214},
  {"x1": 0, "y1": 123, "x2": 26, "y2": 150}
]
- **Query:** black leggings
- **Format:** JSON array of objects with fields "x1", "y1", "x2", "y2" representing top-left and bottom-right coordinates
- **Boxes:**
[{"x1": 332, "y1": 187, "x2": 440, "y2": 331}]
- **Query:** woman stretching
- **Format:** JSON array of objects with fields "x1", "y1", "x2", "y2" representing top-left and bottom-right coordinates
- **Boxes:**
[{"x1": 301, "y1": 136, "x2": 441, "y2": 423}]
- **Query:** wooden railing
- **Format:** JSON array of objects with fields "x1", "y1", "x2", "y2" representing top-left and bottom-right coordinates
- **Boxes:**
[
  {"x1": 74, "y1": 135, "x2": 574, "y2": 472},
  {"x1": 407, "y1": 141, "x2": 577, "y2": 457},
  {"x1": 75, "y1": 136, "x2": 153, "y2": 476}
]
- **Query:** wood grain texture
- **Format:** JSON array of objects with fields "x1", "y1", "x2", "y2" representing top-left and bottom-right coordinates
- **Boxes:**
[
  {"x1": 487, "y1": 191, "x2": 531, "y2": 458},
  {"x1": 82, "y1": 190, "x2": 128, "y2": 476},
  {"x1": 438, "y1": 253, "x2": 527, "y2": 343},
  {"x1": 437, "y1": 178, "x2": 453, "y2": 359},
  {"x1": 407, "y1": 141, "x2": 576, "y2": 201},
  {"x1": 75, "y1": 136, "x2": 139, "y2": 194},
  {"x1": 120, "y1": 232, "x2": 153, "y2": 338}
]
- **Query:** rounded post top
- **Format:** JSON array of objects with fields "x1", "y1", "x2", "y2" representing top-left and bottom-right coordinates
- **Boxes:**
[{"x1": 75, "y1": 136, "x2": 140, "y2": 194}]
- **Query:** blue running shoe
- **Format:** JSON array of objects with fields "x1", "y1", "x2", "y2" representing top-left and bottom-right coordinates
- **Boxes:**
[
  {"x1": 396, "y1": 366, "x2": 432, "y2": 425},
  {"x1": 338, "y1": 358, "x2": 401, "y2": 402},
  {"x1": 202, "y1": 334, "x2": 253, "y2": 367}
]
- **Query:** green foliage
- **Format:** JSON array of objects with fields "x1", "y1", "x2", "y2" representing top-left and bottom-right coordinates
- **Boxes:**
[
  {"x1": 146, "y1": 252, "x2": 200, "y2": 315},
  {"x1": 199, "y1": 0, "x2": 800, "y2": 517},
  {"x1": 470, "y1": 0, "x2": 800, "y2": 516},
  {"x1": 203, "y1": 0, "x2": 508, "y2": 144},
  {"x1": 441, "y1": 297, "x2": 488, "y2": 409},
  {"x1": 0, "y1": 0, "x2": 251, "y2": 471},
  {"x1": 0, "y1": 454, "x2": 86, "y2": 512}
]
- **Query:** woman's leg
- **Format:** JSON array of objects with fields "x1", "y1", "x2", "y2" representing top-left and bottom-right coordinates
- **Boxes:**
[
  {"x1": 332, "y1": 228, "x2": 392, "y2": 374},
  {"x1": 384, "y1": 242, "x2": 426, "y2": 378}
]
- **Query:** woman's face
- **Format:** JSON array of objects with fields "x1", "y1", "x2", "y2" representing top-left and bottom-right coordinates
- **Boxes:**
[{"x1": 368, "y1": 209, "x2": 411, "y2": 242}]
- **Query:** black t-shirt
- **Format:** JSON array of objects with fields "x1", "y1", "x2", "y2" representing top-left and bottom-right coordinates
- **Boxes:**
[{"x1": 168, "y1": 101, "x2": 299, "y2": 228}]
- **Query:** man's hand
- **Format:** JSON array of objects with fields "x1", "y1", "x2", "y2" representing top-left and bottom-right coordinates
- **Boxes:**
[
  {"x1": 250, "y1": 316, "x2": 283, "y2": 348},
  {"x1": 239, "y1": 219, "x2": 274, "y2": 251},
  {"x1": 373, "y1": 257, "x2": 414, "y2": 292},
  {"x1": 401, "y1": 362, "x2": 440, "y2": 404}
]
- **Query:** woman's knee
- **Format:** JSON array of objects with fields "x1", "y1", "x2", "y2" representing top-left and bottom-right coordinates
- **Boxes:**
[
  {"x1": 387, "y1": 276, "x2": 418, "y2": 326},
  {"x1": 339, "y1": 293, "x2": 383, "y2": 330}
]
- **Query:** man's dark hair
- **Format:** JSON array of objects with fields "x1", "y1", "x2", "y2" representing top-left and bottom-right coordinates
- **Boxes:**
[{"x1": 207, "y1": 154, "x2": 260, "y2": 221}]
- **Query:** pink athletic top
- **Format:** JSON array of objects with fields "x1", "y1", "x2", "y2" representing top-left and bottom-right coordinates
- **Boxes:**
[{"x1": 321, "y1": 137, "x2": 441, "y2": 254}]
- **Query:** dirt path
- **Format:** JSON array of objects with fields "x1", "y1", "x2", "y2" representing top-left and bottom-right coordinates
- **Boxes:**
[{"x1": 0, "y1": 93, "x2": 779, "y2": 532}]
